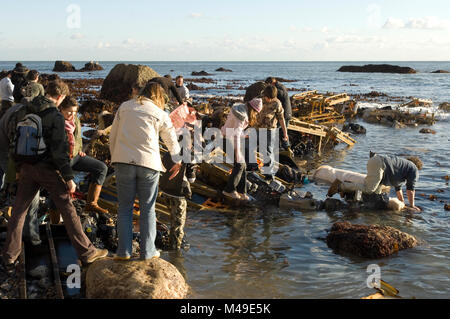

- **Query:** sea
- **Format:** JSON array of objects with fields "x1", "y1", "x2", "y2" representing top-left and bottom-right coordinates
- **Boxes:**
[{"x1": 1, "y1": 61, "x2": 449, "y2": 298}]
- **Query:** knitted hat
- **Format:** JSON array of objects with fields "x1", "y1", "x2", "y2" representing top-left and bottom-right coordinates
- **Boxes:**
[{"x1": 248, "y1": 98, "x2": 263, "y2": 113}]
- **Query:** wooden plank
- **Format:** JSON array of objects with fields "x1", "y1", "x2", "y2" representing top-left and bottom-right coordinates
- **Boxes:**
[
  {"x1": 46, "y1": 223, "x2": 64, "y2": 299},
  {"x1": 18, "y1": 243, "x2": 27, "y2": 299}
]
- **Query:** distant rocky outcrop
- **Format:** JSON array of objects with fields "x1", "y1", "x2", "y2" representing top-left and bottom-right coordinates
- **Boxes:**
[
  {"x1": 215, "y1": 67, "x2": 232, "y2": 72},
  {"x1": 431, "y1": 70, "x2": 449, "y2": 73},
  {"x1": 80, "y1": 61, "x2": 104, "y2": 72},
  {"x1": 244, "y1": 81, "x2": 268, "y2": 102},
  {"x1": 439, "y1": 102, "x2": 450, "y2": 111},
  {"x1": 86, "y1": 258, "x2": 189, "y2": 299},
  {"x1": 326, "y1": 221, "x2": 418, "y2": 258},
  {"x1": 338, "y1": 64, "x2": 416, "y2": 74},
  {"x1": 100, "y1": 64, "x2": 160, "y2": 103},
  {"x1": 53, "y1": 61, "x2": 76, "y2": 72},
  {"x1": 191, "y1": 70, "x2": 212, "y2": 76}
]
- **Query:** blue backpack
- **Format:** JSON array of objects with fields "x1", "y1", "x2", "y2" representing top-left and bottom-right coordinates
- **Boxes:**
[{"x1": 12, "y1": 107, "x2": 54, "y2": 163}]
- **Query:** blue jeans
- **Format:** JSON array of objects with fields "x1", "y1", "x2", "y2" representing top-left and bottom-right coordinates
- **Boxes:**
[{"x1": 115, "y1": 163, "x2": 160, "y2": 260}]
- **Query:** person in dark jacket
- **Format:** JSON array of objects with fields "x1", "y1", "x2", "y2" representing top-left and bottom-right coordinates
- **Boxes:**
[
  {"x1": 1, "y1": 79, "x2": 108, "y2": 269},
  {"x1": 0, "y1": 103, "x2": 41, "y2": 246},
  {"x1": 159, "y1": 152, "x2": 195, "y2": 250},
  {"x1": 265, "y1": 77, "x2": 292, "y2": 122},
  {"x1": 148, "y1": 75, "x2": 184, "y2": 105},
  {"x1": 11, "y1": 63, "x2": 29, "y2": 102}
]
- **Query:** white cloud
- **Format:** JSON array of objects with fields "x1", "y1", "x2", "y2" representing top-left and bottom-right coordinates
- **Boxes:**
[
  {"x1": 383, "y1": 16, "x2": 450, "y2": 30},
  {"x1": 70, "y1": 33, "x2": 84, "y2": 40},
  {"x1": 97, "y1": 42, "x2": 111, "y2": 49},
  {"x1": 321, "y1": 26, "x2": 330, "y2": 33},
  {"x1": 189, "y1": 12, "x2": 203, "y2": 19},
  {"x1": 383, "y1": 17, "x2": 405, "y2": 29}
]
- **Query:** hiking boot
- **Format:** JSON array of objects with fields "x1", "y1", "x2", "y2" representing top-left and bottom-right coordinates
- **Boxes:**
[
  {"x1": 327, "y1": 179, "x2": 342, "y2": 197},
  {"x1": 113, "y1": 255, "x2": 131, "y2": 261},
  {"x1": 238, "y1": 193, "x2": 250, "y2": 201},
  {"x1": 1, "y1": 258, "x2": 17, "y2": 274},
  {"x1": 86, "y1": 249, "x2": 109, "y2": 264},
  {"x1": 84, "y1": 184, "x2": 109, "y2": 215}
]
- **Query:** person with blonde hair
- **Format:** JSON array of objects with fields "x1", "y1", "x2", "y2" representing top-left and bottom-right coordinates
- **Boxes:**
[{"x1": 110, "y1": 82, "x2": 181, "y2": 260}]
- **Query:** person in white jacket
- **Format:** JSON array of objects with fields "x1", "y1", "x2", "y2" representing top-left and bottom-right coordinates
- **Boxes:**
[
  {"x1": 109, "y1": 82, "x2": 182, "y2": 260},
  {"x1": 0, "y1": 71, "x2": 15, "y2": 118}
]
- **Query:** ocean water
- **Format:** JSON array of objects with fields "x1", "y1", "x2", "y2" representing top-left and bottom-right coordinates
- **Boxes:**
[{"x1": 1, "y1": 61, "x2": 449, "y2": 298}]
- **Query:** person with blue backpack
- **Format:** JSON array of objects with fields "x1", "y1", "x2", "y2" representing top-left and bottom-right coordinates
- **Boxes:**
[{"x1": 1, "y1": 79, "x2": 108, "y2": 270}]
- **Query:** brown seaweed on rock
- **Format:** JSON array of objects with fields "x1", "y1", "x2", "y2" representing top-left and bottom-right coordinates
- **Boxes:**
[{"x1": 326, "y1": 221, "x2": 418, "y2": 259}]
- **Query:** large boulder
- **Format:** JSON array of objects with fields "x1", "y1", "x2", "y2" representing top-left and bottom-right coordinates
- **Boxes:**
[
  {"x1": 53, "y1": 61, "x2": 76, "y2": 72},
  {"x1": 85, "y1": 258, "x2": 189, "y2": 299},
  {"x1": 100, "y1": 64, "x2": 160, "y2": 103},
  {"x1": 244, "y1": 81, "x2": 268, "y2": 102},
  {"x1": 337, "y1": 64, "x2": 416, "y2": 74},
  {"x1": 326, "y1": 222, "x2": 418, "y2": 258},
  {"x1": 80, "y1": 61, "x2": 104, "y2": 72}
]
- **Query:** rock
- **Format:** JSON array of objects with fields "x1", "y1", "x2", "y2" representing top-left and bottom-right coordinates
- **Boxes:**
[
  {"x1": 419, "y1": 128, "x2": 436, "y2": 134},
  {"x1": 79, "y1": 99, "x2": 118, "y2": 124},
  {"x1": 321, "y1": 198, "x2": 346, "y2": 212},
  {"x1": 38, "y1": 278, "x2": 52, "y2": 289},
  {"x1": 215, "y1": 67, "x2": 232, "y2": 72},
  {"x1": 342, "y1": 123, "x2": 366, "y2": 134},
  {"x1": 439, "y1": 103, "x2": 450, "y2": 111},
  {"x1": 85, "y1": 258, "x2": 189, "y2": 299},
  {"x1": 431, "y1": 70, "x2": 449, "y2": 73},
  {"x1": 53, "y1": 61, "x2": 76, "y2": 72},
  {"x1": 100, "y1": 64, "x2": 160, "y2": 103},
  {"x1": 244, "y1": 81, "x2": 268, "y2": 102},
  {"x1": 191, "y1": 70, "x2": 212, "y2": 76},
  {"x1": 445, "y1": 204, "x2": 450, "y2": 211},
  {"x1": 392, "y1": 120, "x2": 406, "y2": 129},
  {"x1": 80, "y1": 61, "x2": 104, "y2": 72},
  {"x1": 337, "y1": 64, "x2": 417, "y2": 74},
  {"x1": 326, "y1": 221, "x2": 418, "y2": 258},
  {"x1": 186, "y1": 83, "x2": 205, "y2": 91},
  {"x1": 28, "y1": 265, "x2": 49, "y2": 279}
]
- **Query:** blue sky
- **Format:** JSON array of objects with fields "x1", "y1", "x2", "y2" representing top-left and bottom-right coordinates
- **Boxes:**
[{"x1": 1, "y1": 0, "x2": 449, "y2": 61}]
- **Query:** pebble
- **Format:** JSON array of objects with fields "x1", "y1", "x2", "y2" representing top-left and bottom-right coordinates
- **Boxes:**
[
  {"x1": 28, "y1": 265, "x2": 49, "y2": 279},
  {"x1": 38, "y1": 278, "x2": 52, "y2": 289}
]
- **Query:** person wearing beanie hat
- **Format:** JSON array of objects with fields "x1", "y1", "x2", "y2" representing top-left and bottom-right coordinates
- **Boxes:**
[{"x1": 220, "y1": 98, "x2": 262, "y2": 201}]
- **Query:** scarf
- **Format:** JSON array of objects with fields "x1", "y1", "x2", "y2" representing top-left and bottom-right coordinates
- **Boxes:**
[{"x1": 65, "y1": 118, "x2": 76, "y2": 158}]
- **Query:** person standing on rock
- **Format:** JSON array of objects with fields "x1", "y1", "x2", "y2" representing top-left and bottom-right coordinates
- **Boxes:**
[
  {"x1": 110, "y1": 82, "x2": 182, "y2": 260},
  {"x1": 327, "y1": 153, "x2": 423, "y2": 212},
  {"x1": 0, "y1": 71, "x2": 15, "y2": 118},
  {"x1": 265, "y1": 77, "x2": 292, "y2": 123},
  {"x1": 221, "y1": 98, "x2": 263, "y2": 200},
  {"x1": 47, "y1": 96, "x2": 109, "y2": 224},
  {"x1": 257, "y1": 85, "x2": 290, "y2": 180},
  {"x1": 18, "y1": 70, "x2": 45, "y2": 103},
  {"x1": 148, "y1": 75, "x2": 184, "y2": 106},
  {"x1": 1, "y1": 79, "x2": 108, "y2": 270},
  {"x1": 174, "y1": 75, "x2": 190, "y2": 102}
]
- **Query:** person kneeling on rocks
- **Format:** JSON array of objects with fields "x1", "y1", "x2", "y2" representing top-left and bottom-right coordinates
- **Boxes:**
[{"x1": 327, "y1": 153, "x2": 422, "y2": 212}]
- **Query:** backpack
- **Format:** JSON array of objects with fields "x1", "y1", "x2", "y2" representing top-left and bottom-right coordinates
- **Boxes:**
[{"x1": 12, "y1": 106, "x2": 55, "y2": 164}]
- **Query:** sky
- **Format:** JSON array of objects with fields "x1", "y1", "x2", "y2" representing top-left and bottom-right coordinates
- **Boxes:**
[{"x1": 1, "y1": 0, "x2": 449, "y2": 61}]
